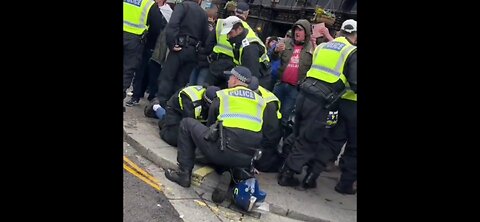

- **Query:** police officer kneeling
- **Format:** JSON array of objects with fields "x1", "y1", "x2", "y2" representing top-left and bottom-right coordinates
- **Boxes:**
[{"x1": 165, "y1": 66, "x2": 267, "y2": 192}]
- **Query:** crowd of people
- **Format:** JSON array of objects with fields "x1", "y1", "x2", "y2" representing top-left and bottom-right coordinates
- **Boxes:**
[{"x1": 124, "y1": 0, "x2": 357, "y2": 207}]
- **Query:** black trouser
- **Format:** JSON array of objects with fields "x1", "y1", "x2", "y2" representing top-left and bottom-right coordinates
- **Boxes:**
[
  {"x1": 156, "y1": 46, "x2": 198, "y2": 106},
  {"x1": 204, "y1": 57, "x2": 235, "y2": 89},
  {"x1": 132, "y1": 48, "x2": 154, "y2": 100},
  {"x1": 158, "y1": 109, "x2": 182, "y2": 147},
  {"x1": 258, "y1": 74, "x2": 273, "y2": 91},
  {"x1": 255, "y1": 149, "x2": 284, "y2": 172},
  {"x1": 285, "y1": 92, "x2": 337, "y2": 174},
  {"x1": 160, "y1": 124, "x2": 179, "y2": 147},
  {"x1": 147, "y1": 61, "x2": 162, "y2": 100},
  {"x1": 280, "y1": 132, "x2": 296, "y2": 158},
  {"x1": 123, "y1": 32, "x2": 146, "y2": 98},
  {"x1": 325, "y1": 99, "x2": 357, "y2": 183},
  {"x1": 176, "y1": 118, "x2": 253, "y2": 172}
]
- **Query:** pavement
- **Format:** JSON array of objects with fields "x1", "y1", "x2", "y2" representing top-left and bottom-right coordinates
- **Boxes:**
[{"x1": 123, "y1": 98, "x2": 357, "y2": 222}]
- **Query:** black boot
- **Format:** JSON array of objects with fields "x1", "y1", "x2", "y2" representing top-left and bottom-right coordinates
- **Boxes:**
[
  {"x1": 277, "y1": 164, "x2": 300, "y2": 187},
  {"x1": 299, "y1": 172, "x2": 320, "y2": 190},
  {"x1": 165, "y1": 167, "x2": 191, "y2": 188},
  {"x1": 334, "y1": 180, "x2": 356, "y2": 195},
  {"x1": 211, "y1": 171, "x2": 232, "y2": 203}
]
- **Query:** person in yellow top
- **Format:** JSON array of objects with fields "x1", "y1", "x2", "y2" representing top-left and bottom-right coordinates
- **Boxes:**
[
  {"x1": 164, "y1": 66, "x2": 268, "y2": 203},
  {"x1": 321, "y1": 19, "x2": 357, "y2": 194},
  {"x1": 277, "y1": 19, "x2": 357, "y2": 190},
  {"x1": 123, "y1": 0, "x2": 163, "y2": 108},
  {"x1": 219, "y1": 16, "x2": 273, "y2": 90},
  {"x1": 200, "y1": 2, "x2": 258, "y2": 88}
]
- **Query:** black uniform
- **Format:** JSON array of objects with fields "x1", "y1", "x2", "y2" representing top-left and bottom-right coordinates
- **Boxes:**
[
  {"x1": 176, "y1": 86, "x2": 283, "y2": 172},
  {"x1": 156, "y1": 0, "x2": 210, "y2": 107},
  {"x1": 201, "y1": 25, "x2": 235, "y2": 88},
  {"x1": 255, "y1": 95, "x2": 283, "y2": 172},
  {"x1": 124, "y1": 2, "x2": 164, "y2": 99},
  {"x1": 322, "y1": 51, "x2": 357, "y2": 193},
  {"x1": 279, "y1": 43, "x2": 357, "y2": 188},
  {"x1": 323, "y1": 99, "x2": 357, "y2": 193},
  {"x1": 176, "y1": 88, "x2": 264, "y2": 173},
  {"x1": 228, "y1": 29, "x2": 272, "y2": 90},
  {"x1": 159, "y1": 88, "x2": 209, "y2": 146}
]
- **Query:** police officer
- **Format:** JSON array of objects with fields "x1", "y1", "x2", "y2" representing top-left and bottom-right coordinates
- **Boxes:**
[
  {"x1": 156, "y1": 0, "x2": 210, "y2": 107},
  {"x1": 126, "y1": 0, "x2": 169, "y2": 106},
  {"x1": 277, "y1": 19, "x2": 357, "y2": 189},
  {"x1": 201, "y1": 2, "x2": 256, "y2": 88},
  {"x1": 124, "y1": 0, "x2": 163, "y2": 108},
  {"x1": 164, "y1": 67, "x2": 267, "y2": 203},
  {"x1": 323, "y1": 19, "x2": 357, "y2": 194},
  {"x1": 220, "y1": 16, "x2": 272, "y2": 90},
  {"x1": 145, "y1": 85, "x2": 220, "y2": 146}
]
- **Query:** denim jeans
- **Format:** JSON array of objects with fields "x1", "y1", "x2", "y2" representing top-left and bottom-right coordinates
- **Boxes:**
[
  {"x1": 132, "y1": 48, "x2": 153, "y2": 99},
  {"x1": 189, "y1": 67, "x2": 209, "y2": 86},
  {"x1": 273, "y1": 82, "x2": 299, "y2": 127},
  {"x1": 146, "y1": 61, "x2": 162, "y2": 100},
  {"x1": 155, "y1": 106, "x2": 166, "y2": 120}
]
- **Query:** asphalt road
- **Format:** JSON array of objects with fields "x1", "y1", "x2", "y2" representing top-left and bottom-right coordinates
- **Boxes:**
[{"x1": 124, "y1": 151, "x2": 183, "y2": 222}]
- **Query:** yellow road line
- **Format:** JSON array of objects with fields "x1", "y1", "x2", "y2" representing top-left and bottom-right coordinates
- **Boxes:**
[
  {"x1": 124, "y1": 163, "x2": 161, "y2": 191},
  {"x1": 123, "y1": 156, "x2": 161, "y2": 184}
]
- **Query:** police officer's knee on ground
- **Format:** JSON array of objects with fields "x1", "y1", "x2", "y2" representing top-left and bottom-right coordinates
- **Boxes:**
[{"x1": 164, "y1": 66, "x2": 267, "y2": 203}]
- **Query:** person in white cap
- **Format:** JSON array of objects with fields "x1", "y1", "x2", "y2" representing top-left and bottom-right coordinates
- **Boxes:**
[
  {"x1": 339, "y1": 19, "x2": 357, "y2": 45},
  {"x1": 322, "y1": 19, "x2": 357, "y2": 194},
  {"x1": 278, "y1": 19, "x2": 357, "y2": 192},
  {"x1": 219, "y1": 16, "x2": 273, "y2": 90},
  {"x1": 200, "y1": 2, "x2": 258, "y2": 88}
]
